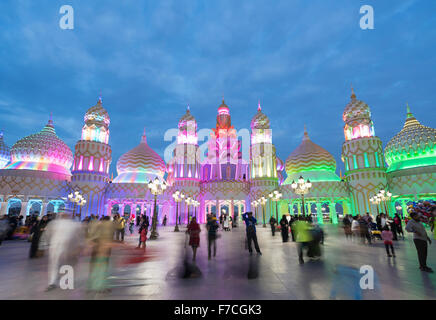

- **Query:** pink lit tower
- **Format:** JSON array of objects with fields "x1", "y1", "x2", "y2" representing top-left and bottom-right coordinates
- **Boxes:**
[
  {"x1": 71, "y1": 97, "x2": 112, "y2": 217},
  {"x1": 167, "y1": 106, "x2": 201, "y2": 223},
  {"x1": 341, "y1": 87, "x2": 388, "y2": 215}
]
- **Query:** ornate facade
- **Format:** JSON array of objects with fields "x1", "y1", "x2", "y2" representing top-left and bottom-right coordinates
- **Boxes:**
[{"x1": 0, "y1": 90, "x2": 435, "y2": 224}]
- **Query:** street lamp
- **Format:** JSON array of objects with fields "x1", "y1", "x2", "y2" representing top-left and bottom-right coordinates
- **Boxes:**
[
  {"x1": 193, "y1": 200, "x2": 200, "y2": 220},
  {"x1": 147, "y1": 177, "x2": 167, "y2": 240},
  {"x1": 369, "y1": 195, "x2": 381, "y2": 214},
  {"x1": 258, "y1": 196, "x2": 267, "y2": 227},
  {"x1": 377, "y1": 189, "x2": 392, "y2": 216},
  {"x1": 268, "y1": 190, "x2": 283, "y2": 222},
  {"x1": 68, "y1": 190, "x2": 86, "y2": 219},
  {"x1": 172, "y1": 190, "x2": 185, "y2": 232},
  {"x1": 185, "y1": 196, "x2": 193, "y2": 224},
  {"x1": 291, "y1": 176, "x2": 312, "y2": 217},
  {"x1": 251, "y1": 200, "x2": 259, "y2": 221}
]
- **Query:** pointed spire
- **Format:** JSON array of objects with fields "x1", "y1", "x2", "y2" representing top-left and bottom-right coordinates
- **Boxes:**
[
  {"x1": 351, "y1": 83, "x2": 356, "y2": 100},
  {"x1": 187, "y1": 103, "x2": 190, "y2": 112},
  {"x1": 141, "y1": 127, "x2": 147, "y2": 143},
  {"x1": 303, "y1": 125, "x2": 310, "y2": 141},
  {"x1": 98, "y1": 93, "x2": 102, "y2": 104},
  {"x1": 339, "y1": 169, "x2": 343, "y2": 178},
  {"x1": 406, "y1": 102, "x2": 413, "y2": 118},
  {"x1": 0, "y1": 130, "x2": 3, "y2": 139},
  {"x1": 257, "y1": 100, "x2": 262, "y2": 112},
  {"x1": 47, "y1": 112, "x2": 54, "y2": 126}
]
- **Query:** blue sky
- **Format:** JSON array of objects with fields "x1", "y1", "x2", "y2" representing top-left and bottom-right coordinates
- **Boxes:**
[{"x1": 0, "y1": 0, "x2": 435, "y2": 177}]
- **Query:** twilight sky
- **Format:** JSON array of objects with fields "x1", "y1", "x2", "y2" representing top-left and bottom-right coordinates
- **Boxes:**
[{"x1": 0, "y1": 0, "x2": 435, "y2": 177}]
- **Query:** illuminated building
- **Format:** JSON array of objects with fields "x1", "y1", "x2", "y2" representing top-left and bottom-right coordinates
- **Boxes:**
[{"x1": 0, "y1": 90, "x2": 434, "y2": 222}]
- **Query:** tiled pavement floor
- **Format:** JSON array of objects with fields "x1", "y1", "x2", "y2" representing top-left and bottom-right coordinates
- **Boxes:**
[{"x1": 0, "y1": 224, "x2": 435, "y2": 300}]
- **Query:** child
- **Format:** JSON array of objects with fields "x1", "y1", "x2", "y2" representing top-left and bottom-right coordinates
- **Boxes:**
[
  {"x1": 137, "y1": 223, "x2": 147, "y2": 251},
  {"x1": 129, "y1": 219, "x2": 134, "y2": 235},
  {"x1": 381, "y1": 226, "x2": 395, "y2": 257}
]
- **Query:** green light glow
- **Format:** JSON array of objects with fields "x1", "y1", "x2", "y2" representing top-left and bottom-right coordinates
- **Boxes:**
[
  {"x1": 364, "y1": 153, "x2": 369, "y2": 168},
  {"x1": 387, "y1": 156, "x2": 436, "y2": 172},
  {"x1": 345, "y1": 157, "x2": 349, "y2": 171},
  {"x1": 375, "y1": 152, "x2": 380, "y2": 167},
  {"x1": 353, "y1": 155, "x2": 358, "y2": 169}
]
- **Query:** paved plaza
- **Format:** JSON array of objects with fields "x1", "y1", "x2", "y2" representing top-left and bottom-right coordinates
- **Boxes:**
[{"x1": 0, "y1": 224, "x2": 436, "y2": 300}]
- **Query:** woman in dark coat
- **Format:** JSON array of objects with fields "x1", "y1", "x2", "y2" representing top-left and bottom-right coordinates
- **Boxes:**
[
  {"x1": 279, "y1": 215, "x2": 289, "y2": 242},
  {"x1": 29, "y1": 215, "x2": 49, "y2": 258},
  {"x1": 186, "y1": 217, "x2": 201, "y2": 261}
]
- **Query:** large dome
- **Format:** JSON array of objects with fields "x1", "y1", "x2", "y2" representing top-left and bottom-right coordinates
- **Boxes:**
[
  {"x1": 0, "y1": 131, "x2": 11, "y2": 169},
  {"x1": 251, "y1": 103, "x2": 270, "y2": 130},
  {"x1": 284, "y1": 127, "x2": 339, "y2": 183},
  {"x1": 178, "y1": 105, "x2": 197, "y2": 132},
  {"x1": 114, "y1": 129, "x2": 166, "y2": 183},
  {"x1": 4, "y1": 117, "x2": 73, "y2": 176},
  {"x1": 385, "y1": 105, "x2": 436, "y2": 172}
]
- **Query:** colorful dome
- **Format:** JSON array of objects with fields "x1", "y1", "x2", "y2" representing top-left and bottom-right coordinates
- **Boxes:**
[
  {"x1": 84, "y1": 97, "x2": 110, "y2": 127},
  {"x1": 284, "y1": 127, "x2": 339, "y2": 183},
  {"x1": 114, "y1": 129, "x2": 166, "y2": 183},
  {"x1": 4, "y1": 116, "x2": 73, "y2": 176},
  {"x1": 343, "y1": 88, "x2": 371, "y2": 123},
  {"x1": 251, "y1": 103, "x2": 270, "y2": 130},
  {"x1": 0, "y1": 131, "x2": 11, "y2": 169},
  {"x1": 385, "y1": 105, "x2": 436, "y2": 172}
]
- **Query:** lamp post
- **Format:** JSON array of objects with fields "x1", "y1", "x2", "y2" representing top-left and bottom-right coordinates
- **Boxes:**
[
  {"x1": 147, "y1": 177, "x2": 167, "y2": 240},
  {"x1": 68, "y1": 191, "x2": 86, "y2": 219},
  {"x1": 172, "y1": 190, "x2": 185, "y2": 232},
  {"x1": 377, "y1": 189, "x2": 392, "y2": 216},
  {"x1": 193, "y1": 200, "x2": 200, "y2": 220},
  {"x1": 369, "y1": 196, "x2": 381, "y2": 215},
  {"x1": 268, "y1": 190, "x2": 283, "y2": 222},
  {"x1": 291, "y1": 176, "x2": 312, "y2": 217},
  {"x1": 185, "y1": 196, "x2": 193, "y2": 224},
  {"x1": 251, "y1": 200, "x2": 259, "y2": 221},
  {"x1": 258, "y1": 196, "x2": 267, "y2": 227}
]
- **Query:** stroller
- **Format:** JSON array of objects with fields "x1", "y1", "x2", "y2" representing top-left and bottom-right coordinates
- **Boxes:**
[{"x1": 368, "y1": 222, "x2": 381, "y2": 241}]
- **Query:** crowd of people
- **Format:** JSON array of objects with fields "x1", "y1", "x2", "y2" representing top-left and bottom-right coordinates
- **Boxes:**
[{"x1": 0, "y1": 203, "x2": 435, "y2": 294}]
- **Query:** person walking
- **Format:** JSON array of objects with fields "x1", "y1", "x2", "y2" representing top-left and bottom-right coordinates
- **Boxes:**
[
  {"x1": 29, "y1": 215, "x2": 49, "y2": 258},
  {"x1": 223, "y1": 214, "x2": 230, "y2": 231},
  {"x1": 289, "y1": 215, "x2": 296, "y2": 242},
  {"x1": 129, "y1": 218, "x2": 134, "y2": 235},
  {"x1": 406, "y1": 211, "x2": 433, "y2": 272},
  {"x1": 163, "y1": 215, "x2": 167, "y2": 226},
  {"x1": 381, "y1": 226, "x2": 395, "y2": 257},
  {"x1": 114, "y1": 214, "x2": 126, "y2": 242},
  {"x1": 137, "y1": 222, "x2": 148, "y2": 251},
  {"x1": 206, "y1": 216, "x2": 219, "y2": 259},
  {"x1": 269, "y1": 216, "x2": 277, "y2": 236},
  {"x1": 294, "y1": 217, "x2": 313, "y2": 264},
  {"x1": 279, "y1": 215, "x2": 289, "y2": 242},
  {"x1": 186, "y1": 217, "x2": 201, "y2": 261},
  {"x1": 343, "y1": 215, "x2": 352, "y2": 240},
  {"x1": 242, "y1": 212, "x2": 262, "y2": 255},
  {"x1": 394, "y1": 213, "x2": 404, "y2": 239},
  {"x1": 351, "y1": 216, "x2": 360, "y2": 241}
]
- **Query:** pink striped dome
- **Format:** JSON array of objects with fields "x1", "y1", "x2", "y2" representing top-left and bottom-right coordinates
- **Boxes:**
[{"x1": 114, "y1": 129, "x2": 166, "y2": 183}]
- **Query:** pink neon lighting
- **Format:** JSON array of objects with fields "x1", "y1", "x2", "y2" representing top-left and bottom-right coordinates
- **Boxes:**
[
  {"x1": 78, "y1": 156, "x2": 83, "y2": 170},
  {"x1": 88, "y1": 156, "x2": 94, "y2": 171},
  {"x1": 99, "y1": 159, "x2": 104, "y2": 172}
]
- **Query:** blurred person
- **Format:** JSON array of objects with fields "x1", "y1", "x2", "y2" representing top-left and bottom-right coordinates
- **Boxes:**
[
  {"x1": 387, "y1": 215, "x2": 398, "y2": 241},
  {"x1": 29, "y1": 215, "x2": 50, "y2": 258},
  {"x1": 269, "y1": 216, "x2": 277, "y2": 236},
  {"x1": 406, "y1": 211, "x2": 433, "y2": 272},
  {"x1": 351, "y1": 216, "x2": 360, "y2": 241},
  {"x1": 308, "y1": 223, "x2": 324, "y2": 259},
  {"x1": 279, "y1": 215, "x2": 289, "y2": 242},
  {"x1": 343, "y1": 215, "x2": 352, "y2": 240},
  {"x1": 114, "y1": 214, "x2": 126, "y2": 242},
  {"x1": 294, "y1": 218, "x2": 313, "y2": 264},
  {"x1": 381, "y1": 225, "x2": 395, "y2": 257},
  {"x1": 206, "y1": 216, "x2": 219, "y2": 259},
  {"x1": 162, "y1": 215, "x2": 167, "y2": 226},
  {"x1": 242, "y1": 212, "x2": 262, "y2": 255},
  {"x1": 394, "y1": 213, "x2": 404, "y2": 239},
  {"x1": 0, "y1": 215, "x2": 9, "y2": 246},
  {"x1": 358, "y1": 216, "x2": 371, "y2": 245},
  {"x1": 289, "y1": 215, "x2": 296, "y2": 242},
  {"x1": 45, "y1": 213, "x2": 83, "y2": 291},
  {"x1": 137, "y1": 221, "x2": 148, "y2": 251},
  {"x1": 129, "y1": 218, "x2": 135, "y2": 234},
  {"x1": 87, "y1": 216, "x2": 115, "y2": 293},
  {"x1": 223, "y1": 214, "x2": 230, "y2": 231},
  {"x1": 186, "y1": 217, "x2": 201, "y2": 261}
]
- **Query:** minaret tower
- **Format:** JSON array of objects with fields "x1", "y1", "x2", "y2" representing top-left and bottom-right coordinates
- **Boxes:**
[
  {"x1": 71, "y1": 97, "x2": 112, "y2": 217},
  {"x1": 341, "y1": 87, "x2": 388, "y2": 215},
  {"x1": 249, "y1": 102, "x2": 280, "y2": 216}
]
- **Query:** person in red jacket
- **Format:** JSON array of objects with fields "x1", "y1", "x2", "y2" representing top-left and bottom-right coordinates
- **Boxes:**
[{"x1": 187, "y1": 217, "x2": 201, "y2": 261}]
